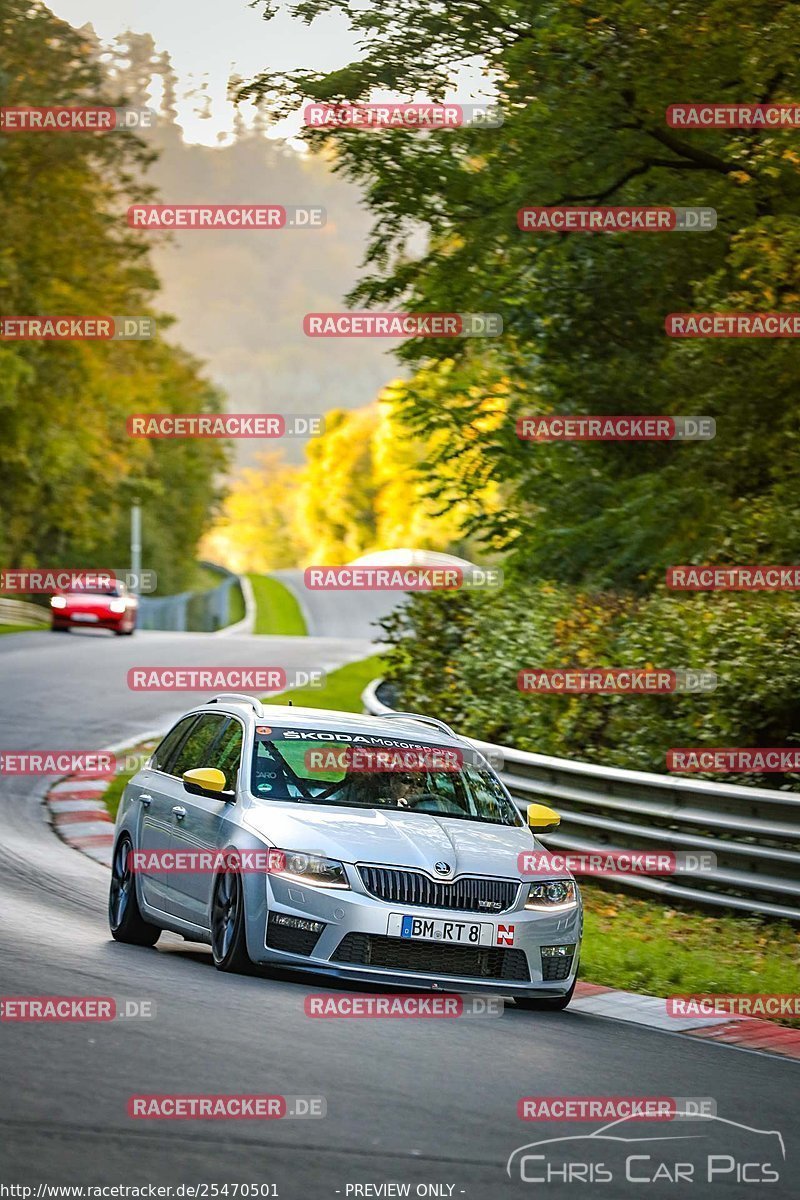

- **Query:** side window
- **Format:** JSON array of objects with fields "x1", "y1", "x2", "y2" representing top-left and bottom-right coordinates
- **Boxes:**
[
  {"x1": 151, "y1": 716, "x2": 198, "y2": 773},
  {"x1": 210, "y1": 720, "x2": 244, "y2": 791},
  {"x1": 170, "y1": 714, "x2": 228, "y2": 779}
]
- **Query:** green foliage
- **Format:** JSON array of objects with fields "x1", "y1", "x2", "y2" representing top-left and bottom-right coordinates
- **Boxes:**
[
  {"x1": 378, "y1": 583, "x2": 800, "y2": 787},
  {"x1": 249, "y1": 574, "x2": 308, "y2": 636},
  {"x1": 246, "y1": 0, "x2": 800, "y2": 585},
  {"x1": 0, "y1": 0, "x2": 227, "y2": 591},
  {"x1": 581, "y1": 888, "x2": 800, "y2": 1018},
  {"x1": 263, "y1": 655, "x2": 385, "y2": 712}
]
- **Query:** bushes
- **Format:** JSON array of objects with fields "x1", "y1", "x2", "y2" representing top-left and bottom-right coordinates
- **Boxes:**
[{"x1": 378, "y1": 582, "x2": 800, "y2": 788}]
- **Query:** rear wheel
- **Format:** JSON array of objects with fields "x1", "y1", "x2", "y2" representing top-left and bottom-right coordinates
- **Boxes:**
[
  {"x1": 211, "y1": 870, "x2": 251, "y2": 973},
  {"x1": 109, "y1": 835, "x2": 161, "y2": 945},
  {"x1": 515, "y1": 976, "x2": 577, "y2": 1011}
]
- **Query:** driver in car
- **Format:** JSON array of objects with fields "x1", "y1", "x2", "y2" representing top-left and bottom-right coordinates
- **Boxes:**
[{"x1": 348, "y1": 769, "x2": 422, "y2": 807}]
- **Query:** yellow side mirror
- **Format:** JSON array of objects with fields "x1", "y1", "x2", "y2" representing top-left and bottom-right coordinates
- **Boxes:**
[
  {"x1": 527, "y1": 803, "x2": 561, "y2": 833},
  {"x1": 183, "y1": 767, "x2": 227, "y2": 794}
]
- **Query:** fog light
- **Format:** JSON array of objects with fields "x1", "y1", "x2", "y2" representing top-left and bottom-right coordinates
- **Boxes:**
[
  {"x1": 541, "y1": 944, "x2": 576, "y2": 957},
  {"x1": 272, "y1": 914, "x2": 324, "y2": 933}
]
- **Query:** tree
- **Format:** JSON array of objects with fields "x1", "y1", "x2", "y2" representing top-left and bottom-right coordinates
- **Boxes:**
[
  {"x1": 206, "y1": 380, "x2": 499, "y2": 567},
  {"x1": 245, "y1": 0, "x2": 800, "y2": 588},
  {"x1": 0, "y1": 0, "x2": 227, "y2": 591}
]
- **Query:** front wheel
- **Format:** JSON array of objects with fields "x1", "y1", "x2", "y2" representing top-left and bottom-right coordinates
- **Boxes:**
[
  {"x1": 211, "y1": 870, "x2": 251, "y2": 973},
  {"x1": 109, "y1": 835, "x2": 161, "y2": 945},
  {"x1": 514, "y1": 976, "x2": 577, "y2": 1012}
]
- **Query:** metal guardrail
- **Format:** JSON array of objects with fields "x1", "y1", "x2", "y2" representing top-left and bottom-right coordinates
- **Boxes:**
[
  {"x1": 0, "y1": 598, "x2": 49, "y2": 627},
  {"x1": 137, "y1": 562, "x2": 245, "y2": 633},
  {"x1": 362, "y1": 678, "x2": 800, "y2": 922}
]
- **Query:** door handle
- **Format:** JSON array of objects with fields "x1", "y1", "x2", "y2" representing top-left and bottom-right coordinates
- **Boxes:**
[
  {"x1": 138, "y1": 794, "x2": 152, "y2": 808},
  {"x1": 172, "y1": 805, "x2": 187, "y2": 820}
]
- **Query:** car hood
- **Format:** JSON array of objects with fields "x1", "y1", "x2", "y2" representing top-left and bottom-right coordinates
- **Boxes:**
[
  {"x1": 59, "y1": 592, "x2": 134, "y2": 610},
  {"x1": 242, "y1": 801, "x2": 533, "y2": 879}
]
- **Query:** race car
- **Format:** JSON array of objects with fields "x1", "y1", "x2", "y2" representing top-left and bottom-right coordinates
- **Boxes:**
[
  {"x1": 108, "y1": 694, "x2": 582, "y2": 1008},
  {"x1": 50, "y1": 578, "x2": 137, "y2": 635}
]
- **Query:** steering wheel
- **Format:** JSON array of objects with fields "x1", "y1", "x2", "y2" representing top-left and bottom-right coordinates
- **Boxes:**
[{"x1": 403, "y1": 792, "x2": 464, "y2": 815}]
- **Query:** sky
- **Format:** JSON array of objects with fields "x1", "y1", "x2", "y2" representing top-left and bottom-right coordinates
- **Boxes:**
[
  {"x1": 49, "y1": 0, "x2": 358, "y2": 143},
  {"x1": 49, "y1": 0, "x2": 491, "y2": 145}
]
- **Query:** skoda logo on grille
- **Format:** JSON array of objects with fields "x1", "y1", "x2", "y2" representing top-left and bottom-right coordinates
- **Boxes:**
[{"x1": 434, "y1": 862, "x2": 451, "y2": 875}]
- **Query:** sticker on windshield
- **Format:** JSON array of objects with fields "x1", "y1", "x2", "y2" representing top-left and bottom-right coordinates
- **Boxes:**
[{"x1": 270, "y1": 728, "x2": 443, "y2": 748}]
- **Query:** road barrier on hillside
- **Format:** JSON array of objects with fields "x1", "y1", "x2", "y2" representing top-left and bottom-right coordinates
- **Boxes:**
[
  {"x1": 362, "y1": 678, "x2": 800, "y2": 922},
  {"x1": 0, "y1": 598, "x2": 50, "y2": 627},
  {"x1": 137, "y1": 562, "x2": 245, "y2": 632}
]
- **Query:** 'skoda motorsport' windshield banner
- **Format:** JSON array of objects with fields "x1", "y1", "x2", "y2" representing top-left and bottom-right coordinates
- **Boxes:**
[
  {"x1": 255, "y1": 728, "x2": 505, "y2": 771},
  {"x1": 257, "y1": 728, "x2": 495, "y2": 767}
]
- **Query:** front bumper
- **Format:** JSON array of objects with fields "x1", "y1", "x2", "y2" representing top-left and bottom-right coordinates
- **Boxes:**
[
  {"x1": 251, "y1": 871, "x2": 582, "y2": 996},
  {"x1": 53, "y1": 614, "x2": 128, "y2": 630}
]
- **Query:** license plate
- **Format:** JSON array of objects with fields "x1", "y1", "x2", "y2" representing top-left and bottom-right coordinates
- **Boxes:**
[
  {"x1": 388, "y1": 913, "x2": 493, "y2": 945},
  {"x1": 71, "y1": 613, "x2": 98, "y2": 622}
]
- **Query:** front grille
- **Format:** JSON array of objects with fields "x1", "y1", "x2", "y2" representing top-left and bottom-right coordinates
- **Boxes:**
[
  {"x1": 358, "y1": 866, "x2": 518, "y2": 914},
  {"x1": 332, "y1": 933, "x2": 530, "y2": 981},
  {"x1": 266, "y1": 914, "x2": 324, "y2": 956},
  {"x1": 541, "y1": 953, "x2": 574, "y2": 981}
]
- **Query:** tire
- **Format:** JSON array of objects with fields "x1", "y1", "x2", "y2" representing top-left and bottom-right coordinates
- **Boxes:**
[
  {"x1": 109, "y1": 835, "x2": 161, "y2": 946},
  {"x1": 210, "y1": 869, "x2": 251, "y2": 973},
  {"x1": 515, "y1": 976, "x2": 577, "y2": 1012},
  {"x1": 51, "y1": 624, "x2": 68, "y2": 633}
]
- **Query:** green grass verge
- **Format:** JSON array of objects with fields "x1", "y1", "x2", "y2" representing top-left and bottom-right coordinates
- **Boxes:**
[
  {"x1": 228, "y1": 581, "x2": 246, "y2": 626},
  {"x1": 101, "y1": 741, "x2": 158, "y2": 821},
  {"x1": 103, "y1": 772, "x2": 133, "y2": 822},
  {"x1": 580, "y1": 884, "x2": 800, "y2": 1022},
  {"x1": 249, "y1": 574, "x2": 307, "y2": 636},
  {"x1": 0, "y1": 624, "x2": 44, "y2": 634},
  {"x1": 263, "y1": 655, "x2": 384, "y2": 712}
]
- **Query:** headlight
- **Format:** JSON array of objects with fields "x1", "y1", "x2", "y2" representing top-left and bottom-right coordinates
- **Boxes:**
[
  {"x1": 108, "y1": 599, "x2": 127, "y2": 613},
  {"x1": 50, "y1": 596, "x2": 67, "y2": 609},
  {"x1": 271, "y1": 850, "x2": 350, "y2": 889},
  {"x1": 525, "y1": 879, "x2": 578, "y2": 910}
]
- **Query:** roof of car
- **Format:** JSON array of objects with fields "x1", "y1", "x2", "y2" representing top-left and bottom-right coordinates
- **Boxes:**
[{"x1": 196, "y1": 697, "x2": 464, "y2": 745}]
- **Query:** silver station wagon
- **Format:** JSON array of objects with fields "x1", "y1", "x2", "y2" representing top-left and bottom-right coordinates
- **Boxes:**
[{"x1": 109, "y1": 693, "x2": 582, "y2": 1008}]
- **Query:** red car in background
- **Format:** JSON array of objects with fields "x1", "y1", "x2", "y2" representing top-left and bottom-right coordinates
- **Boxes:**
[{"x1": 50, "y1": 579, "x2": 138, "y2": 635}]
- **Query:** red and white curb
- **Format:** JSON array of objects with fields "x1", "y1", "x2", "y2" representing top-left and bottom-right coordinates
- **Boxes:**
[
  {"x1": 47, "y1": 776, "x2": 114, "y2": 866},
  {"x1": 45, "y1": 763, "x2": 800, "y2": 1060},
  {"x1": 572, "y1": 981, "x2": 800, "y2": 1060},
  {"x1": 45, "y1": 730, "x2": 163, "y2": 868}
]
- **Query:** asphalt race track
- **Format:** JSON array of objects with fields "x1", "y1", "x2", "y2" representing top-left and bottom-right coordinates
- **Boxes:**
[
  {"x1": 270, "y1": 569, "x2": 400, "y2": 640},
  {"x1": 0, "y1": 627, "x2": 798, "y2": 1198}
]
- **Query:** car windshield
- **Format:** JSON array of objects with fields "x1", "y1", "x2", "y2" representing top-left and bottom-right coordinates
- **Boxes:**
[
  {"x1": 250, "y1": 729, "x2": 521, "y2": 827},
  {"x1": 62, "y1": 584, "x2": 124, "y2": 596}
]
